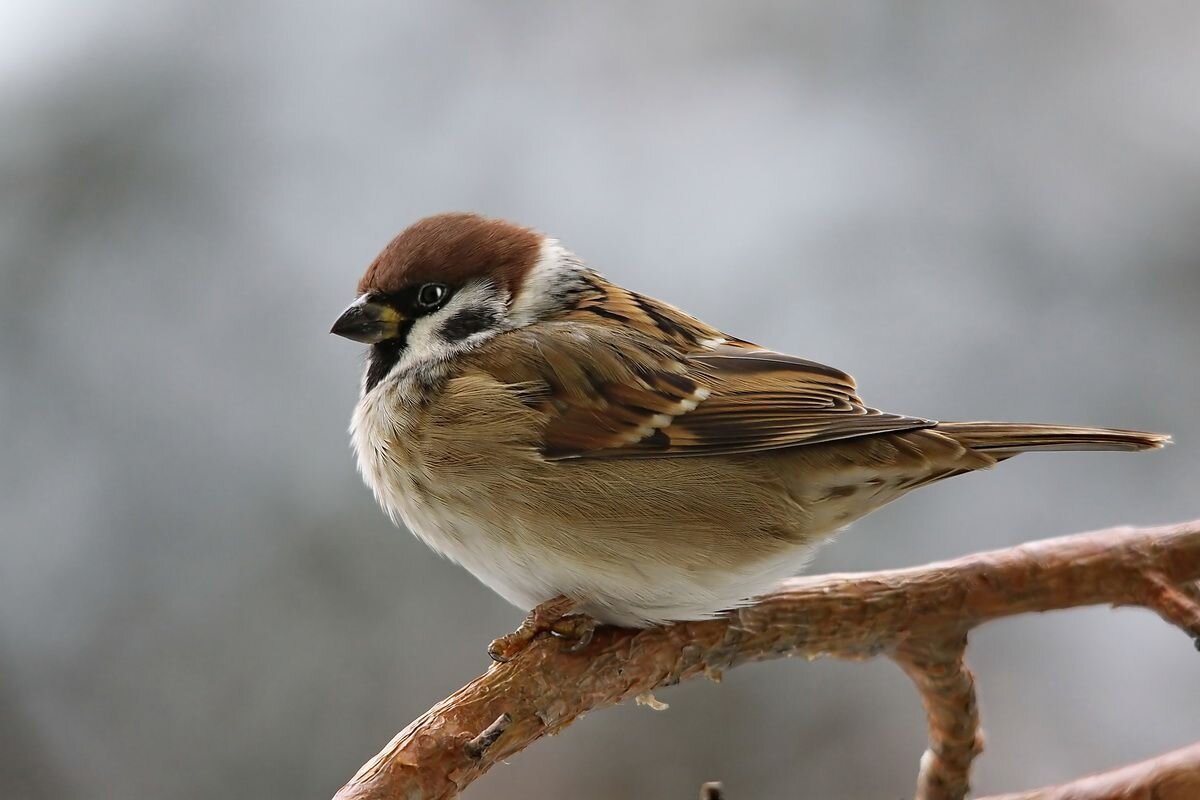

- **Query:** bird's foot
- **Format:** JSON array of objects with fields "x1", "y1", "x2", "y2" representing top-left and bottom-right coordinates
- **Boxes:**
[{"x1": 487, "y1": 596, "x2": 597, "y2": 663}]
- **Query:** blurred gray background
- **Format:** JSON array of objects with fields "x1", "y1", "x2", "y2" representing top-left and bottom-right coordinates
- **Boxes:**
[{"x1": 3, "y1": 2, "x2": 1198, "y2": 798}]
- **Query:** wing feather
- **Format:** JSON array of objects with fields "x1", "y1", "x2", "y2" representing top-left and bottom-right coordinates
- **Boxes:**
[
  {"x1": 465, "y1": 345, "x2": 926, "y2": 462},
  {"x1": 464, "y1": 301, "x2": 933, "y2": 461}
]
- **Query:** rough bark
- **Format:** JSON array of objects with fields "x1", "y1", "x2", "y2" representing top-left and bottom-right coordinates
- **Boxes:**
[{"x1": 333, "y1": 520, "x2": 1200, "y2": 800}]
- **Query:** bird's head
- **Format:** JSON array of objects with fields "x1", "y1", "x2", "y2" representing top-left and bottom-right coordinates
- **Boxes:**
[{"x1": 332, "y1": 213, "x2": 587, "y2": 393}]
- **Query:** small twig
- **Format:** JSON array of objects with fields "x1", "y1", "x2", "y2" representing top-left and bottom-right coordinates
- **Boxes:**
[
  {"x1": 463, "y1": 713, "x2": 511, "y2": 759},
  {"x1": 892, "y1": 634, "x2": 983, "y2": 800}
]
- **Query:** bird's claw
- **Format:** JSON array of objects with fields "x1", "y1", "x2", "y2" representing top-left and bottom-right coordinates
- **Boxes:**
[
  {"x1": 487, "y1": 626, "x2": 536, "y2": 663},
  {"x1": 487, "y1": 596, "x2": 597, "y2": 662},
  {"x1": 550, "y1": 615, "x2": 596, "y2": 653}
]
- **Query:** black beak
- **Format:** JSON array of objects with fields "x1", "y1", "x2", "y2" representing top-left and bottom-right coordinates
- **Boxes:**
[{"x1": 330, "y1": 298, "x2": 406, "y2": 344}]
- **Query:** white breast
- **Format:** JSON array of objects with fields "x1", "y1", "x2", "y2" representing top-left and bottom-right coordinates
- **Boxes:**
[
  {"x1": 350, "y1": 376, "x2": 573, "y2": 611},
  {"x1": 350, "y1": 367, "x2": 824, "y2": 627}
]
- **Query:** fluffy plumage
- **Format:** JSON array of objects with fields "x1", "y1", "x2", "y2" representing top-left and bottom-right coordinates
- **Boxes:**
[{"x1": 335, "y1": 213, "x2": 1169, "y2": 626}]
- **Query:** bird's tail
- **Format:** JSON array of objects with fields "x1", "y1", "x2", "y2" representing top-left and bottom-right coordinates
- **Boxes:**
[{"x1": 936, "y1": 421, "x2": 1171, "y2": 456}]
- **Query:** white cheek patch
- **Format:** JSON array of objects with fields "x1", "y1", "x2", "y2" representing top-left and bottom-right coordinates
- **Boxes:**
[
  {"x1": 508, "y1": 237, "x2": 585, "y2": 327},
  {"x1": 394, "y1": 280, "x2": 508, "y2": 375}
]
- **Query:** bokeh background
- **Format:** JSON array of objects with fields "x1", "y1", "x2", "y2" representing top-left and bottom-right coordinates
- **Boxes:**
[{"x1": 3, "y1": 2, "x2": 1198, "y2": 798}]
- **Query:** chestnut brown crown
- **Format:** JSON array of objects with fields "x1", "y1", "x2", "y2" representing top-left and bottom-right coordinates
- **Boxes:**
[{"x1": 357, "y1": 213, "x2": 543, "y2": 300}]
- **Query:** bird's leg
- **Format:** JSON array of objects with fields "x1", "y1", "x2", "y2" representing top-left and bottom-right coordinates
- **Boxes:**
[{"x1": 487, "y1": 595, "x2": 597, "y2": 663}]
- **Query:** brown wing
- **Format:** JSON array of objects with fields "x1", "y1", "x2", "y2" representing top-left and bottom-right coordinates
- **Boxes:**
[
  {"x1": 653, "y1": 348, "x2": 936, "y2": 458},
  {"x1": 466, "y1": 293, "x2": 934, "y2": 460}
]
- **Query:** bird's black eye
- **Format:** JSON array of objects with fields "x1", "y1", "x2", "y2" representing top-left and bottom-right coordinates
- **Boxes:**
[{"x1": 416, "y1": 283, "x2": 448, "y2": 309}]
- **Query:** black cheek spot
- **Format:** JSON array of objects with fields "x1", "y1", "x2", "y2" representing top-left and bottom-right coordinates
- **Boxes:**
[{"x1": 441, "y1": 308, "x2": 500, "y2": 342}]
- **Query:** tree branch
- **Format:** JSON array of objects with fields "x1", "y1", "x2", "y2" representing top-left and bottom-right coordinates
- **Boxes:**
[
  {"x1": 892, "y1": 634, "x2": 982, "y2": 800},
  {"x1": 979, "y1": 742, "x2": 1200, "y2": 800},
  {"x1": 333, "y1": 520, "x2": 1200, "y2": 800}
]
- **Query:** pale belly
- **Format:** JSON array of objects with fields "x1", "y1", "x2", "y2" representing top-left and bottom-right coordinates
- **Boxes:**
[
  {"x1": 350, "y1": 376, "x2": 879, "y2": 627},
  {"x1": 388, "y1": 490, "x2": 818, "y2": 627}
]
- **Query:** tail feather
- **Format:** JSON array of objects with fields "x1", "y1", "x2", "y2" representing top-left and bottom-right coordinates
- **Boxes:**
[{"x1": 936, "y1": 422, "x2": 1171, "y2": 455}]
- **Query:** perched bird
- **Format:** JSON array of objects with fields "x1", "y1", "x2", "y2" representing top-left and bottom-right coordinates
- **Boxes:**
[{"x1": 332, "y1": 212, "x2": 1169, "y2": 660}]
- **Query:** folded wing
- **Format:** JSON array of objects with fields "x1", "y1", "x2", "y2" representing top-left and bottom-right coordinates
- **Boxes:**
[{"x1": 469, "y1": 320, "x2": 933, "y2": 461}]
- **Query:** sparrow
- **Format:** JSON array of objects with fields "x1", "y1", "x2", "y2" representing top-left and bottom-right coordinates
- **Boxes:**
[{"x1": 332, "y1": 212, "x2": 1169, "y2": 660}]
